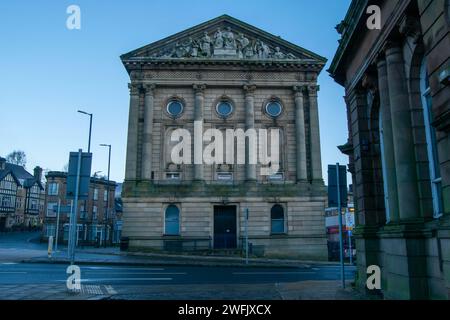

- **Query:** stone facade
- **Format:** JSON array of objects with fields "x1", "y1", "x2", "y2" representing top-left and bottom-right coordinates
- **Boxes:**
[
  {"x1": 330, "y1": 0, "x2": 450, "y2": 299},
  {"x1": 121, "y1": 15, "x2": 328, "y2": 259}
]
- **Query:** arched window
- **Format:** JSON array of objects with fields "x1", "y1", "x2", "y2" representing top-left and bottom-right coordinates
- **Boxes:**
[
  {"x1": 165, "y1": 205, "x2": 180, "y2": 235},
  {"x1": 271, "y1": 204, "x2": 285, "y2": 234},
  {"x1": 420, "y1": 58, "x2": 443, "y2": 218}
]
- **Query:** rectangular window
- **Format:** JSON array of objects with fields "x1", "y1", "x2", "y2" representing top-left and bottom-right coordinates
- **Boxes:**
[
  {"x1": 63, "y1": 224, "x2": 69, "y2": 241},
  {"x1": 80, "y1": 205, "x2": 86, "y2": 219},
  {"x1": 92, "y1": 205, "x2": 97, "y2": 220},
  {"x1": 48, "y1": 183, "x2": 59, "y2": 196},
  {"x1": 104, "y1": 190, "x2": 108, "y2": 202},
  {"x1": 93, "y1": 188, "x2": 98, "y2": 200},
  {"x1": 46, "y1": 202, "x2": 58, "y2": 217},
  {"x1": 1, "y1": 196, "x2": 11, "y2": 207},
  {"x1": 166, "y1": 172, "x2": 180, "y2": 180}
]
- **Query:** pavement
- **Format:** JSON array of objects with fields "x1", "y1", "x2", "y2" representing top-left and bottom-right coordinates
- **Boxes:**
[{"x1": 0, "y1": 231, "x2": 369, "y2": 300}]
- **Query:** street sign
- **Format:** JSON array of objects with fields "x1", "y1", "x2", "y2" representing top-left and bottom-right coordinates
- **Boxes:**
[
  {"x1": 66, "y1": 152, "x2": 92, "y2": 200},
  {"x1": 328, "y1": 165, "x2": 348, "y2": 208}
]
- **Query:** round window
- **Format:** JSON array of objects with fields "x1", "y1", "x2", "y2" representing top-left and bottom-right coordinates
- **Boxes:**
[
  {"x1": 216, "y1": 101, "x2": 233, "y2": 118},
  {"x1": 167, "y1": 100, "x2": 184, "y2": 117},
  {"x1": 265, "y1": 101, "x2": 283, "y2": 118}
]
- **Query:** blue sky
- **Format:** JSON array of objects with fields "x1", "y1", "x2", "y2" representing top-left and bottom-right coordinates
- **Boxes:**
[{"x1": 0, "y1": 0, "x2": 351, "y2": 184}]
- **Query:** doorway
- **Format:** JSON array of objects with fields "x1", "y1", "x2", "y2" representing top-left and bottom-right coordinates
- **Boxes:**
[{"x1": 213, "y1": 206, "x2": 237, "y2": 249}]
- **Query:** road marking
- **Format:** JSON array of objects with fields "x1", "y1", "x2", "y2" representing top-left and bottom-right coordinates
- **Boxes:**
[
  {"x1": 83, "y1": 272, "x2": 187, "y2": 275},
  {"x1": 232, "y1": 272, "x2": 316, "y2": 275},
  {"x1": 82, "y1": 285, "x2": 103, "y2": 295},
  {"x1": 79, "y1": 278, "x2": 173, "y2": 282},
  {"x1": 104, "y1": 285, "x2": 117, "y2": 295},
  {"x1": 82, "y1": 267, "x2": 165, "y2": 271},
  {"x1": 0, "y1": 263, "x2": 18, "y2": 265}
]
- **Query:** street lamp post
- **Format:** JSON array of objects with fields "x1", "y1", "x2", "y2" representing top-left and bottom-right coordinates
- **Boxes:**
[
  {"x1": 100, "y1": 144, "x2": 111, "y2": 247},
  {"x1": 77, "y1": 110, "x2": 93, "y2": 153}
]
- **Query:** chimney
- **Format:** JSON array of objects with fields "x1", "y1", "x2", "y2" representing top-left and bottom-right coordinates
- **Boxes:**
[
  {"x1": 0, "y1": 157, "x2": 6, "y2": 170},
  {"x1": 33, "y1": 166, "x2": 43, "y2": 182}
]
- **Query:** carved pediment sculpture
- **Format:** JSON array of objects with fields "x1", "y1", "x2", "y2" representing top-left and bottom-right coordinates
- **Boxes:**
[
  {"x1": 122, "y1": 15, "x2": 327, "y2": 66},
  {"x1": 150, "y1": 27, "x2": 298, "y2": 60}
]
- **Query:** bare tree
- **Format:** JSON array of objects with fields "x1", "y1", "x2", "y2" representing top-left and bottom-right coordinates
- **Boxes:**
[{"x1": 6, "y1": 150, "x2": 26, "y2": 167}]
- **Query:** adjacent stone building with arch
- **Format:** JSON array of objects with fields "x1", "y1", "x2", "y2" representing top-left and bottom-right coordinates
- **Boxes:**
[
  {"x1": 120, "y1": 15, "x2": 328, "y2": 260},
  {"x1": 330, "y1": 0, "x2": 450, "y2": 299}
]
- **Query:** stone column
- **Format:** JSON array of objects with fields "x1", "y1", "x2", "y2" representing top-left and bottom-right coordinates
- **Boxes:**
[
  {"x1": 385, "y1": 44, "x2": 420, "y2": 220},
  {"x1": 125, "y1": 83, "x2": 140, "y2": 181},
  {"x1": 308, "y1": 85, "x2": 323, "y2": 181},
  {"x1": 377, "y1": 57, "x2": 400, "y2": 223},
  {"x1": 193, "y1": 84, "x2": 206, "y2": 181},
  {"x1": 142, "y1": 84, "x2": 155, "y2": 181},
  {"x1": 294, "y1": 86, "x2": 307, "y2": 182},
  {"x1": 244, "y1": 85, "x2": 257, "y2": 181}
]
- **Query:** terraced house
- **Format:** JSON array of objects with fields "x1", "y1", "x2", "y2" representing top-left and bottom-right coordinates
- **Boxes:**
[
  {"x1": 120, "y1": 15, "x2": 328, "y2": 259},
  {"x1": 329, "y1": 0, "x2": 450, "y2": 299}
]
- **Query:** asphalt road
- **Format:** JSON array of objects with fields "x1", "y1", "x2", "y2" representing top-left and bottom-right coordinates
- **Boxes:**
[
  {"x1": 0, "y1": 232, "x2": 358, "y2": 299},
  {"x1": 0, "y1": 262, "x2": 355, "y2": 286}
]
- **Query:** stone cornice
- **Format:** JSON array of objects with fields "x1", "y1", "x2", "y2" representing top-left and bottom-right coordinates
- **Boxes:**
[
  {"x1": 329, "y1": 0, "x2": 412, "y2": 91},
  {"x1": 122, "y1": 58, "x2": 325, "y2": 73}
]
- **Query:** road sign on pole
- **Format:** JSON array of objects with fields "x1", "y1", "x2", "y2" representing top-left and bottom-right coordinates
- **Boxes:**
[
  {"x1": 67, "y1": 151, "x2": 92, "y2": 200},
  {"x1": 328, "y1": 163, "x2": 348, "y2": 289},
  {"x1": 67, "y1": 149, "x2": 91, "y2": 265},
  {"x1": 328, "y1": 165, "x2": 348, "y2": 208}
]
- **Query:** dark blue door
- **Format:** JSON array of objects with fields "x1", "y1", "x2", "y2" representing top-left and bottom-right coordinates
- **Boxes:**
[{"x1": 214, "y1": 206, "x2": 237, "y2": 249}]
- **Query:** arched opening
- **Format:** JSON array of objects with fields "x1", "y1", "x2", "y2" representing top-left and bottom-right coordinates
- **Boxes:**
[
  {"x1": 271, "y1": 204, "x2": 285, "y2": 234},
  {"x1": 165, "y1": 205, "x2": 180, "y2": 235}
]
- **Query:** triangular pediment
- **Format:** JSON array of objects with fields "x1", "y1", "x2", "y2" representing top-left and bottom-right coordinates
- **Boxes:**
[{"x1": 121, "y1": 15, "x2": 326, "y2": 64}]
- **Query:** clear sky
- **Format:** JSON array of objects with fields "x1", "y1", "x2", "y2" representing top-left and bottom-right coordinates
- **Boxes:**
[{"x1": 0, "y1": 0, "x2": 351, "y2": 184}]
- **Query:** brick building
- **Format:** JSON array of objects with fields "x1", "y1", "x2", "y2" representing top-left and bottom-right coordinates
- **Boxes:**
[
  {"x1": 42, "y1": 171, "x2": 118, "y2": 246},
  {"x1": 329, "y1": 0, "x2": 450, "y2": 299}
]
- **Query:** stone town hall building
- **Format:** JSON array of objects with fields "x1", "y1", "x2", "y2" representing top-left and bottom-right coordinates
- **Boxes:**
[
  {"x1": 330, "y1": 0, "x2": 450, "y2": 299},
  {"x1": 120, "y1": 15, "x2": 328, "y2": 259}
]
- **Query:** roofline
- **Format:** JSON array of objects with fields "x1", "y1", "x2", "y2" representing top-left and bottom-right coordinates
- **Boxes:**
[
  {"x1": 121, "y1": 14, "x2": 327, "y2": 64},
  {"x1": 328, "y1": 0, "x2": 368, "y2": 81},
  {"x1": 45, "y1": 171, "x2": 117, "y2": 186},
  {"x1": 0, "y1": 169, "x2": 21, "y2": 186}
]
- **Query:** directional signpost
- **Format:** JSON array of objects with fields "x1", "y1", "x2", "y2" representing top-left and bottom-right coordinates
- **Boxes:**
[
  {"x1": 328, "y1": 164, "x2": 348, "y2": 288},
  {"x1": 66, "y1": 150, "x2": 92, "y2": 265}
]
